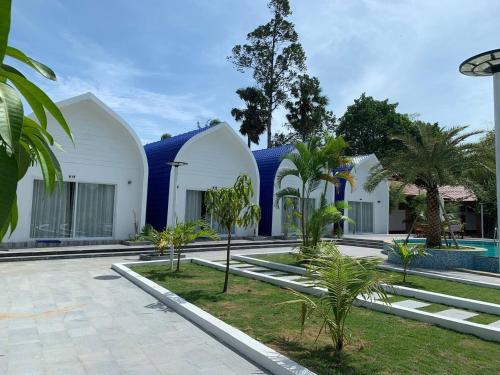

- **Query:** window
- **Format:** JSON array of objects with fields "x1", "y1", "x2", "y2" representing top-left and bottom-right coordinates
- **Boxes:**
[
  {"x1": 280, "y1": 197, "x2": 316, "y2": 235},
  {"x1": 348, "y1": 201, "x2": 373, "y2": 233},
  {"x1": 30, "y1": 180, "x2": 115, "y2": 238},
  {"x1": 185, "y1": 190, "x2": 234, "y2": 234}
]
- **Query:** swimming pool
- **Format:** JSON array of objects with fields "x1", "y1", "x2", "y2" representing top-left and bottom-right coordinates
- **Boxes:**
[{"x1": 398, "y1": 239, "x2": 499, "y2": 257}]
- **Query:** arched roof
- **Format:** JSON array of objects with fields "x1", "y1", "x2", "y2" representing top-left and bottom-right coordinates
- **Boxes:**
[
  {"x1": 144, "y1": 126, "x2": 210, "y2": 229},
  {"x1": 253, "y1": 145, "x2": 295, "y2": 236},
  {"x1": 51, "y1": 92, "x2": 149, "y2": 226}
]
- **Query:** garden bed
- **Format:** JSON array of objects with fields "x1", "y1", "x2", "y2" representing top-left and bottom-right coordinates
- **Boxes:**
[
  {"x1": 253, "y1": 253, "x2": 500, "y2": 305},
  {"x1": 133, "y1": 262, "x2": 500, "y2": 375}
]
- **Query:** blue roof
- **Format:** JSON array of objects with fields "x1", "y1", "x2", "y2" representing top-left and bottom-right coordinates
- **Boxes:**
[
  {"x1": 144, "y1": 127, "x2": 210, "y2": 230},
  {"x1": 253, "y1": 145, "x2": 295, "y2": 236}
]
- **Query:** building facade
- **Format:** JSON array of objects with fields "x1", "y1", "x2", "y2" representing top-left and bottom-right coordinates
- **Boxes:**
[{"x1": 8, "y1": 93, "x2": 148, "y2": 246}]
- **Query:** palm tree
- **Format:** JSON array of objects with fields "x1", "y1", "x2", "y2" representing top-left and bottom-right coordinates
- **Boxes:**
[
  {"x1": 231, "y1": 87, "x2": 267, "y2": 148},
  {"x1": 275, "y1": 137, "x2": 354, "y2": 249},
  {"x1": 365, "y1": 122, "x2": 480, "y2": 247},
  {"x1": 205, "y1": 175, "x2": 260, "y2": 292},
  {"x1": 284, "y1": 242, "x2": 389, "y2": 352}
]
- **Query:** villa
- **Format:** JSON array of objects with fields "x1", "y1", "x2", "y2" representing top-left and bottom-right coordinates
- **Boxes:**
[
  {"x1": 7, "y1": 93, "x2": 148, "y2": 247},
  {"x1": 144, "y1": 122, "x2": 260, "y2": 236},
  {"x1": 254, "y1": 147, "x2": 389, "y2": 236}
]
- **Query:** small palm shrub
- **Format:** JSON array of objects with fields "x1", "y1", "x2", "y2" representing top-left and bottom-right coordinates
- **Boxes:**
[
  {"x1": 285, "y1": 242, "x2": 389, "y2": 352},
  {"x1": 391, "y1": 241, "x2": 428, "y2": 282}
]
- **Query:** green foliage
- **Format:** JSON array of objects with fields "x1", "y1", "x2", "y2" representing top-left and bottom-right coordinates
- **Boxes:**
[
  {"x1": 130, "y1": 224, "x2": 154, "y2": 241},
  {"x1": 228, "y1": 0, "x2": 306, "y2": 148},
  {"x1": 283, "y1": 242, "x2": 389, "y2": 352},
  {"x1": 388, "y1": 184, "x2": 406, "y2": 214},
  {"x1": 275, "y1": 136, "x2": 354, "y2": 250},
  {"x1": 231, "y1": 87, "x2": 267, "y2": 147},
  {"x1": 160, "y1": 133, "x2": 172, "y2": 140},
  {"x1": 391, "y1": 241, "x2": 428, "y2": 282},
  {"x1": 0, "y1": 1, "x2": 73, "y2": 240},
  {"x1": 285, "y1": 74, "x2": 336, "y2": 142},
  {"x1": 170, "y1": 221, "x2": 219, "y2": 271},
  {"x1": 336, "y1": 93, "x2": 415, "y2": 159},
  {"x1": 365, "y1": 122, "x2": 480, "y2": 247},
  {"x1": 306, "y1": 200, "x2": 352, "y2": 251},
  {"x1": 205, "y1": 174, "x2": 260, "y2": 292}
]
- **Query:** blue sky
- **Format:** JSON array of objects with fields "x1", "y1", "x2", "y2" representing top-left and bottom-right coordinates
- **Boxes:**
[{"x1": 9, "y1": 0, "x2": 500, "y2": 147}]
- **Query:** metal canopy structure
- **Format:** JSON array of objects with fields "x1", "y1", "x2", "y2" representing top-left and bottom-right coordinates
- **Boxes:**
[{"x1": 459, "y1": 49, "x2": 500, "y2": 76}]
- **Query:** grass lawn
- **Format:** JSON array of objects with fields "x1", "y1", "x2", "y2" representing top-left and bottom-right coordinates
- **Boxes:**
[
  {"x1": 255, "y1": 252, "x2": 500, "y2": 305},
  {"x1": 133, "y1": 262, "x2": 500, "y2": 375}
]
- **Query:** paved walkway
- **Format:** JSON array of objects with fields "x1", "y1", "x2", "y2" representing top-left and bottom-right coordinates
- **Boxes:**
[{"x1": 0, "y1": 254, "x2": 269, "y2": 375}]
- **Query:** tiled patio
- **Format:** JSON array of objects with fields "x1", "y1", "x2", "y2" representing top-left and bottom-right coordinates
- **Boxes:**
[{"x1": 0, "y1": 256, "x2": 266, "y2": 375}]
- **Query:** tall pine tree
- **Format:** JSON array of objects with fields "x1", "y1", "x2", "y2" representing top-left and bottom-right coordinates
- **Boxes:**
[{"x1": 229, "y1": 0, "x2": 306, "y2": 148}]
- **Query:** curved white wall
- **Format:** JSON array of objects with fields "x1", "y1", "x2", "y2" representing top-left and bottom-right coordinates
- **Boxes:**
[
  {"x1": 343, "y1": 157, "x2": 389, "y2": 234},
  {"x1": 169, "y1": 124, "x2": 260, "y2": 236},
  {"x1": 10, "y1": 94, "x2": 147, "y2": 243}
]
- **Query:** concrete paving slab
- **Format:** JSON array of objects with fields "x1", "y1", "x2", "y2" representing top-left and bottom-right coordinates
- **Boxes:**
[
  {"x1": 488, "y1": 320, "x2": 500, "y2": 328},
  {"x1": 435, "y1": 308, "x2": 478, "y2": 320},
  {"x1": 0, "y1": 256, "x2": 267, "y2": 374},
  {"x1": 391, "y1": 300, "x2": 431, "y2": 309}
]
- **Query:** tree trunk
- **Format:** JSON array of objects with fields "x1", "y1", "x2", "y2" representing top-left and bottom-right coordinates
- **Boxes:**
[
  {"x1": 439, "y1": 198, "x2": 459, "y2": 248},
  {"x1": 176, "y1": 247, "x2": 181, "y2": 272},
  {"x1": 300, "y1": 183, "x2": 306, "y2": 248},
  {"x1": 247, "y1": 136, "x2": 251, "y2": 149},
  {"x1": 222, "y1": 231, "x2": 232, "y2": 293},
  {"x1": 426, "y1": 186, "x2": 442, "y2": 247},
  {"x1": 267, "y1": 104, "x2": 273, "y2": 148},
  {"x1": 404, "y1": 217, "x2": 416, "y2": 245}
]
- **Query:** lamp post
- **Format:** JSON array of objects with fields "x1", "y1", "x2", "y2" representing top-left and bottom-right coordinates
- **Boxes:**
[
  {"x1": 166, "y1": 161, "x2": 188, "y2": 269},
  {"x1": 460, "y1": 49, "x2": 500, "y2": 271}
]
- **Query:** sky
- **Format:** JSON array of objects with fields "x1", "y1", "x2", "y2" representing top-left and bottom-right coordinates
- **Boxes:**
[{"x1": 9, "y1": 0, "x2": 500, "y2": 147}]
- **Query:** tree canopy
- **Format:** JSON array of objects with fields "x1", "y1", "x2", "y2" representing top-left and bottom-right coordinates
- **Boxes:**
[
  {"x1": 231, "y1": 87, "x2": 267, "y2": 147},
  {"x1": 336, "y1": 93, "x2": 414, "y2": 159},
  {"x1": 285, "y1": 74, "x2": 336, "y2": 142}
]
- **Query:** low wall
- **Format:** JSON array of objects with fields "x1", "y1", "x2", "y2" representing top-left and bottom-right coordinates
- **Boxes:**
[
  {"x1": 473, "y1": 256, "x2": 499, "y2": 273},
  {"x1": 387, "y1": 247, "x2": 487, "y2": 270}
]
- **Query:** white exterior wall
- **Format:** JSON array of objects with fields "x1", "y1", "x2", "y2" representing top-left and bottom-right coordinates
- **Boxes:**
[
  {"x1": 271, "y1": 158, "x2": 334, "y2": 236},
  {"x1": 343, "y1": 156, "x2": 389, "y2": 234},
  {"x1": 167, "y1": 124, "x2": 260, "y2": 236},
  {"x1": 10, "y1": 94, "x2": 148, "y2": 243}
]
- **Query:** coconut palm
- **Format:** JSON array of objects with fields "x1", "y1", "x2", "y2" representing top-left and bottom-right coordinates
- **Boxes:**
[
  {"x1": 307, "y1": 200, "x2": 353, "y2": 250},
  {"x1": 275, "y1": 136, "x2": 354, "y2": 249},
  {"x1": 365, "y1": 122, "x2": 480, "y2": 247},
  {"x1": 284, "y1": 242, "x2": 389, "y2": 352}
]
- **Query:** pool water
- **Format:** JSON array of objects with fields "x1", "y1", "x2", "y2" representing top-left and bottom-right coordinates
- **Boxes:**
[{"x1": 397, "y1": 239, "x2": 499, "y2": 257}]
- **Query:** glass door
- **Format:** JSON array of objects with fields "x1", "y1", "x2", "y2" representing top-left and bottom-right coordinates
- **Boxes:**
[{"x1": 347, "y1": 201, "x2": 373, "y2": 233}]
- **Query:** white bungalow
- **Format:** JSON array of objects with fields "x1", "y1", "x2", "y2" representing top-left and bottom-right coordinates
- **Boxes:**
[
  {"x1": 9, "y1": 93, "x2": 148, "y2": 246},
  {"x1": 338, "y1": 154, "x2": 389, "y2": 234},
  {"x1": 144, "y1": 122, "x2": 260, "y2": 236}
]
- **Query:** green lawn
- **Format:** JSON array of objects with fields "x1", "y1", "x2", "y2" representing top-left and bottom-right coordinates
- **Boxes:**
[
  {"x1": 255, "y1": 252, "x2": 500, "y2": 305},
  {"x1": 133, "y1": 262, "x2": 500, "y2": 375}
]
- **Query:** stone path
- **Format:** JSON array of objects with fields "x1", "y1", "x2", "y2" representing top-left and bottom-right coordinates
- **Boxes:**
[{"x1": 0, "y1": 255, "x2": 267, "y2": 375}]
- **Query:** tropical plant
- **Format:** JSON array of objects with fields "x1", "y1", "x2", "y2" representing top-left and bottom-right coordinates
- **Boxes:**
[
  {"x1": 231, "y1": 87, "x2": 267, "y2": 147},
  {"x1": 160, "y1": 133, "x2": 172, "y2": 140},
  {"x1": 130, "y1": 223, "x2": 154, "y2": 241},
  {"x1": 228, "y1": 0, "x2": 306, "y2": 148},
  {"x1": 391, "y1": 241, "x2": 428, "y2": 282},
  {"x1": 168, "y1": 220, "x2": 218, "y2": 271},
  {"x1": 205, "y1": 175, "x2": 260, "y2": 292},
  {"x1": 307, "y1": 200, "x2": 352, "y2": 250},
  {"x1": 285, "y1": 74, "x2": 336, "y2": 142},
  {"x1": 150, "y1": 229, "x2": 170, "y2": 256},
  {"x1": 365, "y1": 122, "x2": 480, "y2": 247},
  {"x1": 275, "y1": 137, "x2": 354, "y2": 249},
  {"x1": 336, "y1": 93, "x2": 415, "y2": 159},
  {"x1": 283, "y1": 242, "x2": 389, "y2": 352},
  {"x1": 0, "y1": 1, "x2": 73, "y2": 240}
]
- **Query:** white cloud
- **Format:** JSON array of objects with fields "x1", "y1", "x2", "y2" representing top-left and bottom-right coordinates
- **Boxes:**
[{"x1": 37, "y1": 35, "x2": 216, "y2": 144}]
